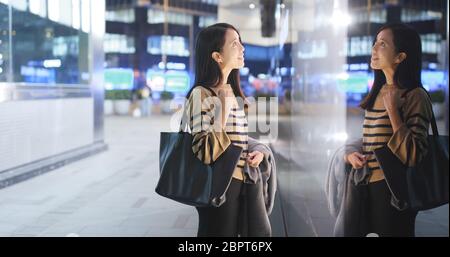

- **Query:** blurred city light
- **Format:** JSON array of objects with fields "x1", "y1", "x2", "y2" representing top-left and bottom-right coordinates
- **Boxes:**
[
  {"x1": 331, "y1": 10, "x2": 352, "y2": 28},
  {"x1": 43, "y1": 59, "x2": 62, "y2": 68}
]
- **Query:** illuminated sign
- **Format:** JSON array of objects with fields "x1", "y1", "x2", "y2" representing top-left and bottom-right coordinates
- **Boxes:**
[
  {"x1": 337, "y1": 72, "x2": 370, "y2": 93},
  {"x1": 104, "y1": 68, "x2": 134, "y2": 90},
  {"x1": 146, "y1": 70, "x2": 190, "y2": 93},
  {"x1": 422, "y1": 70, "x2": 446, "y2": 91},
  {"x1": 165, "y1": 71, "x2": 190, "y2": 92},
  {"x1": 147, "y1": 71, "x2": 165, "y2": 92}
]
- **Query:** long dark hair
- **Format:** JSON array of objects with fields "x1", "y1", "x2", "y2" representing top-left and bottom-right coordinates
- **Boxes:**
[
  {"x1": 186, "y1": 23, "x2": 245, "y2": 100},
  {"x1": 360, "y1": 23, "x2": 423, "y2": 109}
]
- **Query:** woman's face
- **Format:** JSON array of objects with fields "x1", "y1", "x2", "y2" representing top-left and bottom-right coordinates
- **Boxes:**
[
  {"x1": 371, "y1": 28, "x2": 401, "y2": 71},
  {"x1": 219, "y1": 29, "x2": 245, "y2": 70}
]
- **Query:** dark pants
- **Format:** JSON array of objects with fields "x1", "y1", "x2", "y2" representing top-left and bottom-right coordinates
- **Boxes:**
[
  {"x1": 367, "y1": 179, "x2": 417, "y2": 237},
  {"x1": 196, "y1": 178, "x2": 243, "y2": 237},
  {"x1": 240, "y1": 178, "x2": 272, "y2": 237},
  {"x1": 196, "y1": 178, "x2": 272, "y2": 237}
]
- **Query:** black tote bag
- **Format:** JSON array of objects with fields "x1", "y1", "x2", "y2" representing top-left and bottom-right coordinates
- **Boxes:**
[
  {"x1": 374, "y1": 90, "x2": 449, "y2": 211},
  {"x1": 156, "y1": 131, "x2": 242, "y2": 207}
]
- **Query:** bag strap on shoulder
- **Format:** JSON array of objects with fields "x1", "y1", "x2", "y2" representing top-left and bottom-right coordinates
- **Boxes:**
[
  {"x1": 401, "y1": 87, "x2": 439, "y2": 137},
  {"x1": 179, "y1": 86, "x2": 218, "y2": 133},
  {"x1": 200, "y1": 85, "x2": 218, "y2": 97}
]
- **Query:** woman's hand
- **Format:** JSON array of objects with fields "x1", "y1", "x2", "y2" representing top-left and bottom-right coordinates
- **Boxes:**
[
  {"x1": 247, "y1": 151, "x2": 264, "y2": 168},
  {"x1": 345, "y1": 152, "x2": 367, "y2": 169}
]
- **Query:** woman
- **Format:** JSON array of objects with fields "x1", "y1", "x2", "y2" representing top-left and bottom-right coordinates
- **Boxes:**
[
  {"x1": 185, "y1": 23, "x2": 268, "y2": 237},
  {"x1": 344, "y1": 23, "x2": 433, "y2": 237}
]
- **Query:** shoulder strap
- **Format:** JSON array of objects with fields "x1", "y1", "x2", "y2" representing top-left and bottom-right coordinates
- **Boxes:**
[
  {"x1": 402, "y1": 87, "x2": 439, "y2": 137},
  {"x1": 179, "y1": 100, "x2": 189, "y2": 133},
  {"x1": 179, "y1": 86, "x2": 218, "y2": 132}
]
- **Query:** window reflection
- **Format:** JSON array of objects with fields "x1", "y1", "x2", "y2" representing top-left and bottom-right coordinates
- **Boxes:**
[
  {"x1": 1, "y1": 0, "x2": 91, "y2": 84},
  {"x1": 198, "y1": 16, "x2": 217, "y2": 28},
  {"x1": 106, "y1": 8, "x2": 135, "y2": 23},
  {"x1": 147, "y1": 9, "x2": 192, "y2": 26},
  {"x1": 104, "y1": 33, "x2": 135, "y2": 54},
  {"x1": 0, "y1": 2, "x2": 9, "y2": 82},
  {"x1": 351, "y1": 8, "x2": 386, "y2": 23},
  {"x1": 402, "y1": 9, "x2": 442, "y2": 22},
  {"x1": 147, "y1": 35, "x2": 189, "y2": 57},
  {"x1": 421, "y1": 33, "x2": 441, "y2": 54}
]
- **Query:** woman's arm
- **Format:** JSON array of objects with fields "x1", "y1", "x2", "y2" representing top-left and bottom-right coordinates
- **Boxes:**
[
  {"x1": 189, "y1": 87, "x2": 231, "y2": 165},
  {"x1": 384, "y1": 88, "x2": 433, "y2": 166}
]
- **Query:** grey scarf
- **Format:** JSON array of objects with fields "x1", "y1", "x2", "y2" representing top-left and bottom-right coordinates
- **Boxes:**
[{"x1": 244, "y1": 137, "x2": 277, "y2": 215}]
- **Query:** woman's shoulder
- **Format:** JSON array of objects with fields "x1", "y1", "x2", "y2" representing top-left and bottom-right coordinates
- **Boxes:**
[
  {"x1": 403, "y1": 87, "x2": 432, "y2": 114},
  {"x1": 187, "y1": 86, "x2": 218, "y2": 109},
  {"x1": 190, "y1": 85, "x2": 216, "y2": 98},
  {"x1": 404, "y1": 87, "x2": 430, "y2": 103}
]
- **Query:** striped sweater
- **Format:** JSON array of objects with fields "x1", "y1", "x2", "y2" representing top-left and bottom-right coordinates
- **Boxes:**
[
  {"x1": 186, "y1": 86, "x2": 248, "y2": 181},
  {"x1": 363, "y1": 86, "x2": 433, "y2": 182}
]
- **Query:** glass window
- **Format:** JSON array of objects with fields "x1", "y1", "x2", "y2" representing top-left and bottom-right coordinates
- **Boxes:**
[
  {"x1": 198, "y1": 16, "x2": 217, "y2": 28},
  {"x1": 104, "y1": 33, "x2": 135, "y2": 54},
  {"x1": 350, "y1": 8, "x2": 386, "y2": 24},
  {"x1": 147, "y1": 9, "x2": 165, "y2": 24},
  {"x1": 105, "y1": 8, "x2": 135, "y2": 23},
  {"x1": 297, "y1": 39, "x2": 328, "y2": 59},
  {"x1": 347, "y1": 36, "x2": 372, "y2": 57},
  {"x1": 0, "y1": 1, "x2": 10, "y2": 82},
  {"x1": 371, "y1": 9, "x2": 386, "y2": 23},
  {"x1": 421, "y1": 33, "x2": 441, "y2": 54},
  {"x1": 401, "y1": 9, "x2": 442, "y2": 22},
  {"x1": 147, "y1": 36, "x2": 189, "y2": 57},
  {"x1": 147, "y1": 9, "x2": 192, "y2": 26},
  {"x1": 0, "y1": 0, "x2": 91, "y2": 84},
  {"x1": 188, "y1": 0, "x2": 218, "y2": 5}
]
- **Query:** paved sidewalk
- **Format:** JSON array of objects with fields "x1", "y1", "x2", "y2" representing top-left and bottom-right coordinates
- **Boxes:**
[{"x1": 0, "y1": 115, "x2": 198, "y2": 237}]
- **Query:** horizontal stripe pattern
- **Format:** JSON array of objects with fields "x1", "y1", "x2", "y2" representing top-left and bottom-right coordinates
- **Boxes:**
[
  {"x1": 362, "y1": 142, "x2": 387, "y2": 147},
  {"x1": 363, "y1": 124, "x2": 392, "y2": 129},
  {"x1": 364, "y1": 115, "x2": 390, "y2": 120},
  {"x1": 363, "y1": 133, "x2": 393, "y2": 137},
  {"x1": 363, "y1": 88, "x2": 398, "y2": 182}
]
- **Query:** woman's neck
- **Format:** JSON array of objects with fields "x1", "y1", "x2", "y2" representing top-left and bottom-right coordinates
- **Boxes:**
[
  {"x1": 219, "y1": 67, "x2": 232, "y2": 87},
  {"x1": 383, "y1": 67, "x2": 396, "y2": 87}
]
